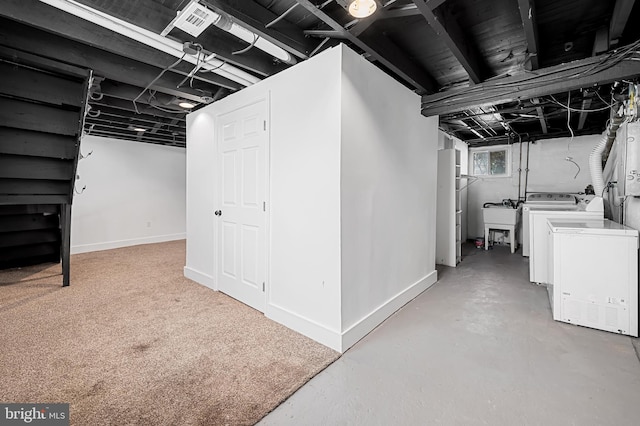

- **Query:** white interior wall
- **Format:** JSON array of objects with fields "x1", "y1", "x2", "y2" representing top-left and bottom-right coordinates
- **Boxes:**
[
  {"x1": 339, "y1": 46, "x2": 438, "y2": 344},
  {"x1": 467, "y1": 135, "x2": 600, "y2": 238},
  {"x1": 71, "y1": 135, "x2": 186, "y2": 254},
  {"x1": 186, "y1": 44, "x2": 440, "y2": 352},
  {"x1": 185, "y1": 46, "x2": 343, "y2": 343}
]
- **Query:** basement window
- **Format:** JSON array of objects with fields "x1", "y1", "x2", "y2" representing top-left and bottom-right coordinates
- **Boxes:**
[{"x1": 470, "y1": 147, "x2": 510, "y2": 177}]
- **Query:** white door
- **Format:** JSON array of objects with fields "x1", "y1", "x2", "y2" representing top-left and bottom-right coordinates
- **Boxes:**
[{"x1": 216, "y1": 99, "x2": 268, "y2": 312}]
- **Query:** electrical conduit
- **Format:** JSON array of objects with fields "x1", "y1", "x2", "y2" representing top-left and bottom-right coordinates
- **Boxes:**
[{"x1": 589, "y1": 114, "x2": 625, "y2": 196}]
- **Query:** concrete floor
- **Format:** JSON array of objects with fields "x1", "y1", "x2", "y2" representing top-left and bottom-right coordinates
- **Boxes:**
[{"x1": 259, "y1": 245, "x2": 640, "y2": 425}]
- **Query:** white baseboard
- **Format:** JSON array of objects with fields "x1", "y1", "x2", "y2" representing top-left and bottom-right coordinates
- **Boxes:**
[
  {"x1": 266, "y1": 271, "x2": 438, "y2": 353},
  {"x1": 341, "y1": 270, "x2": 438, "y2": 351},
  {"x1": 71, "y1": 233, "x2": 186, "y2": 254},
  {"x1": 184, "y1": 266, "x2": 216, "y2": 290},
  {"x1": 266, "y1": 303, "x2": 342, "y2": 352}
]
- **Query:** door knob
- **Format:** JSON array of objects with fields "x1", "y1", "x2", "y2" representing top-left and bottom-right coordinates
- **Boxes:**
[{"x1": 214, "y1": 210, "x2": 222, "y2": 216}]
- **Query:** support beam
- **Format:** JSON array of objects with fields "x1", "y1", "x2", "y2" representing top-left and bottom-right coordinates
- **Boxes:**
[
  {"x1": 379, "y1": 4, "x2": 420, "y2": 19},
  {"x1": 0, "y1": 0, "x2": 245, "y2": 89},
  {"x1": 205, "y1": 0, "x2": 317, "y2": 59},
  {"x1": 295, "y1": 0, "x2": 438, "y2": 94},
  {"x1": 592, "y1": 26, "x2": 610, "y2": 56},
  {"x1": 378, "y1": 1, "x2": 448, "y2": 20},
  {"x1": 61, "y1": 204, "x2": 71, "y2": 287},
  {"x1": 346, "y1": 0, "x2": 437, "y2": 37},
  {"x1": 304, "y1": 30, "x2": 347, "y2": 39},
  {"x1": 535, "y1": 106, "x2": 548, "y2": 133},
  {"x1": 0, "y1": 23, "x2": 220, "y2": 103},
  {"x1": 88, "y1": 107, "x2": 185, "y2": 131},
  {"x1": 421, "y1": 47, "x2": 640, "y2": 116},
  {"x1": 577, "y1": 93, "x2": 594, "y2": 130},
  {"x1": 412, "y1": 0, "x2": 486, "y2": 83},
  {"x1": 532, "y1": 99, "x2": 548, "y2": 134},
  {"x1": 517, "y1": 0, "x2": 540, "y2": 70},
  {"x1": 610, "y1": 0, "x2": 636, "y2": 45}
]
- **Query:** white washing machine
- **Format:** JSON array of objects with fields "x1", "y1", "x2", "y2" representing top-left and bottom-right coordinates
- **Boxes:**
[{"x1": 522, "y1": 193, "x2": 579, "y2": 257}]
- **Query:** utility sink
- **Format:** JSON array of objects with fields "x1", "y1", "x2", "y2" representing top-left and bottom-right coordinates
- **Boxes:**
[
  {"x1": 482, "y1": 205, "x2": 521, "y2": 226},
  {"x1": 482, "y1": 205, "x2": 522, "y2": 253}
]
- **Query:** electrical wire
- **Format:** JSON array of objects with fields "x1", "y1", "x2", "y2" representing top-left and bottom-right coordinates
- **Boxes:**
[
  {"x1": 74, "y1": 184, "x2": 86, "y2": 195},
  {"x1": 199, "y1": 60, "x2": 227, "y2": 73},
  {"x1": 566, "y1": 91, "x2": 575, "y2": 149},
  {"x1": 133, "y1": 53, "x2": 186, "y2": 114},
  {"x1": 565, "y1": 157, "x2": 580, "y2": 179},
  {"x1": 190, "y1": 49, "x2": 202, "y2": 88},
  {"x1": 595, "y1": 90, "x2": 614, "y2": 107},
  {"x1": 613, "y1": 195, "x2": 629, "y2": 208},
  {"x1": 265, "y1": 3, "x2": 299, "y2": 28},
  {"x1": 143, "y1": 90, "x2": 189, "y2": 115},
  {"x1": 548, "y1": 95, "x2": 617, "y2": 112},
  {"x1": 233, "y1": 34, "x2": 259, "y2": 56}
]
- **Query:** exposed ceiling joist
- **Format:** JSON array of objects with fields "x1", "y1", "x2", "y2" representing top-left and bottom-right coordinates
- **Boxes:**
[
  {"x1": 531, "y1": 98, "x2": 548, "y2": 133},
  {"x1": 204, "y1": 0, "x2": 316, "y2": 59},
  {"x1": 610, "y1": 0, "x2": 636, "y2": 44},
  {"x1": 347, "y1": 4, "x2": 390, "y2": 37},
  {"x1": 592, "y1": 26, "x2": 610, "y2": 56},
  {"x1": 304, "y1": 29, "x2": 347, "y2": 38},
  {"x1": 86, "y1": 126, "x2": 185, "y2": 145},
  {"x1": 72, "y1": 0, "x2": 285, "y2": 77},
  {"x1": 517, "y1": 0, "x2": 540, "y2": 70},
  {"x1": 379, "y1": 4, "x2": 420, "y2": 19},
  {"x1": 346, "y1": 0, "x2": 431, "y2": 37},
  {"x1": 90, "y1": 108, "x2": 184, "y2": 130},
  {"x1": 0, "y1": 20, "x2": 219, "y2": 103},
  {"x1": 412, "y1": 0, "x2": 486, "y2": 83},
  {"x1": 378, "y1": 0, "x2": 448, "y2": 20},
  {"x1": 421, "y1": 47, "x2": 640, "y2": 116},
  {"x1": 1, "y1": 0, "x2": 253, "y2": 87},
  {"x1": 90, "y1": 97, "x2": 185, "y2": 121},
  {"x1": 294, "y1": 0, "x2": 438, "y2": 94}
]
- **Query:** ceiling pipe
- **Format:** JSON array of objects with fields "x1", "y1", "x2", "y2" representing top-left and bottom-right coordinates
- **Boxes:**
[
  {"x1": 162, "y1": 0, "x2": 296, "y2": 65},
  {"x1": 40, "y1": 0, "x2": 261, "y2": 87}
]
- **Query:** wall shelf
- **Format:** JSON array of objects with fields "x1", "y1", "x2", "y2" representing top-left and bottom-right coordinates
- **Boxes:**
[{"x1": 436, "y1": 148, "x2": 463, "y2": 267}]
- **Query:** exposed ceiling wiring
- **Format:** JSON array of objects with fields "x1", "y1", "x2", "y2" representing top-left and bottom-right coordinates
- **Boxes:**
[
  {"x1": 422, "y1": 39, "x2": 640, "y2": 109},
  {"x1": 548, "y1": 94, "x2": 616, "y2": 112},
  {"x1": 133, "y1": 53, "x2": 186, "y2": 114}
]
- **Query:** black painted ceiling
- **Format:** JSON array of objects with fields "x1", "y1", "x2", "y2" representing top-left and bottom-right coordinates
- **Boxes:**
[{"x1": 1, "y1": 0, "x2": 639, "y2": 147}]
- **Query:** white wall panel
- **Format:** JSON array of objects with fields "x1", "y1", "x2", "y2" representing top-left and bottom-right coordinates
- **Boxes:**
[{"x1": 72, "y1": 135, "x2": 185, "y2": 254}]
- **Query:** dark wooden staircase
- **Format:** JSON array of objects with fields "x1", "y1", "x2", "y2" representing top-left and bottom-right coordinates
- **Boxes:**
[{"x1": 0, "y1": 47, "x2": 91, "y2": 286}]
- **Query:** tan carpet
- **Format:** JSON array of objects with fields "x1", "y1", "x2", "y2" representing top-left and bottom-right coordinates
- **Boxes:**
[{"x1": 0, "y1": 240, "x2": 339, "y2": 425}]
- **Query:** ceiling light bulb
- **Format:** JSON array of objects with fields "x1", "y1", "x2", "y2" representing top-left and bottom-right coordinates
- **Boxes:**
[
  {"x1": 179, "y1": 101, "x2": 196, "y2": 109},
  {"x1": 132, "y1": 127, "x2": 146, "y2": 132},
  {"x1": 348, "y1": 0, "x2": 377, "y2": 18}
]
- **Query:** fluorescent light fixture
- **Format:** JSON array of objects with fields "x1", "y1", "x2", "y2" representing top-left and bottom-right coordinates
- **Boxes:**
[
  {"x1": 163, "y1": 0, "x2": 296, "y2": 65},
  {"x1": 132, "y1": 127, "x2": 146, "y2": 132},
  {"x1": 348, "y1": 0, "x2": 377, "y2": 18},
  {"x1": 178, "y1": 101, "x2": 196, "y2": 109},
  {"x1": 41, "y1": 0, "x2": 260, "y2": 87}
]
